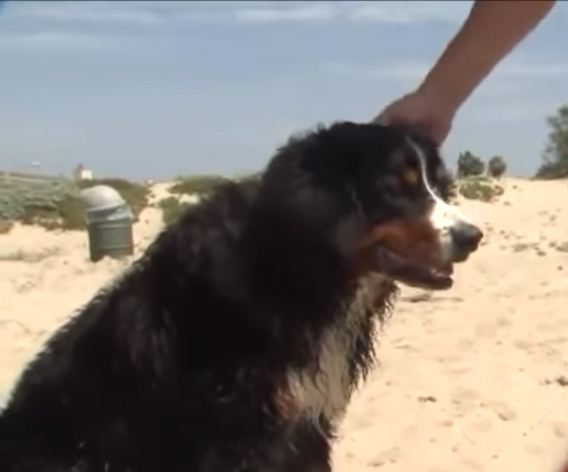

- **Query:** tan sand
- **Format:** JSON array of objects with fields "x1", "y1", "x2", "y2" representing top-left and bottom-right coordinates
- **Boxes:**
[{"x1": 1, "y1": 178, "x2": 568, "y2": 471}]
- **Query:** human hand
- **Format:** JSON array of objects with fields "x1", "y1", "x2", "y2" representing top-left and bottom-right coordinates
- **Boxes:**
[{"x1": 374, "y1": 87, "x2": 456, "y2": 146}]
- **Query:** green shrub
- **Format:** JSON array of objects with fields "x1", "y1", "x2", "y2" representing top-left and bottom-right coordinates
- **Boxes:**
[
  {"x1": 0, "y1": 175, "x2": 150, "y2": 232},
  {"x1": 457, "y1": 151, "x2": 485, "y2": 178},
  {"x1": 534, "y1": 161, "x2": 568, "y2": 180},
  {"x1": 458, "y1": 176, "x2": 504, "y2": 202},
  {"x1": 169, "y1": 175, "x2": 229, "y2": 196},
  {"x1": 233, "y1": 172, "x2": 260, "y2": 183},
  {"x1": 160, "y1": 173, "x2": 262, "y2": 226},
  {"x1": 158, "y1": 197, "x2": 190, "y2": 227},
  {"x1": 536, "y1": 104, "x2": 568, "y2": 180},
  {"x1": 15, "y1": 194, "x2": 86, "y2": 231},
  {"x1": 0, "y1": 175, "x2": 82, "y2": 231},
  {"x1": 487, "y1": 156, "x2": 507, "y2": 178},
  {"x1": 235, "y1": 172, "x2": 261, "y2": 185}
]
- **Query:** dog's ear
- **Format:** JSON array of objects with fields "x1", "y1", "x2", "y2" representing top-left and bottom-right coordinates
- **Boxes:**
[
  {"x1": 275, "y1": 169, "x2": 371, "y2": 259},
  {"x1": 251, "y1": 122, "x2": 387, "y2": 255},
  {"x1": 250, "y1": 162, "x2": 366, "y2": 263},
  {"x1": 330, "y1": 212, "x2": 367, "y2": 258}
]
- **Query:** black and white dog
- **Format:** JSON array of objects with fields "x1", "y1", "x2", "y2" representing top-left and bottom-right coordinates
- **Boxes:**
[{"x1": 0, "y1": 122, "x2": 482, "y2": 472}]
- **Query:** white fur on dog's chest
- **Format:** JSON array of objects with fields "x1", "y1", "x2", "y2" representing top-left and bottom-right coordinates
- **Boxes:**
[{"x1": 286, "y1": 280, "x2": 380, "y2": 426}]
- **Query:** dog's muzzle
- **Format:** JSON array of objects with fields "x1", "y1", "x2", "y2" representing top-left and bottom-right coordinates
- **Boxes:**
[
  {"x1": 447, "y1": 221, "x2": 483, "y2": 262},
  {"x1": 433, "y1": 200, "x2": 483, "y2": 265},
  {"x1": 353, "y1": 199, "x2": 483, "y2": 291}
]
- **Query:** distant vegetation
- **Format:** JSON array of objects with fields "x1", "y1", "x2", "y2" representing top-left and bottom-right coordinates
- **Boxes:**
[
  {"x1": 6, "y1": 100, "x2": 568, "y2": 235},
  {"x1": 158, "y1": 196, "x2": 189, "y2": 227},
  {"x1": 487, "y1": 156, "x2": 507, "y2": 179},
  {"x1": 0, "y1": 175, "x2": 150, "y2": 234},
  {"x1": 457, "y1": 176, "x2": 504, "y2": 203},
  {"x1": 451, "y1": 101, "x2": 568, "y2": 200},
  {"x1": 160, "y1": 173, "x2": 260, "y2": 226},
  {"x1": 534, "y1": 104, "x2": 568, "y2": 179},
  {"x1": 0, "y1": 170, "x2": 263, "y2": 234},
  {"x1": 161, "y1": 174, "x2": 232, "y2": 227},
  {"x1": 453, "y1": 151, "x2": 506, "y2": 202},
  {"x1": 457, "y1": 151, "x2": 485, "y2": 178},
  {"x1": 0, "y1": 174, "x2": 82, "y2": 232},
  {"x1": 169, "y1": 174, "x2": 230, "y2": 197}
]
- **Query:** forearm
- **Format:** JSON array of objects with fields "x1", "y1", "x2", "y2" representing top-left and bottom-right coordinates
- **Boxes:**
[{"x1": 420, "y1": 0, "x2": 556, "y2": 114}]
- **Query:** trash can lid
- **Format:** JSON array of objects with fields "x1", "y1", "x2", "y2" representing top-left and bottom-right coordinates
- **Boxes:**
[{"x1": 79, "y1": 185, "x2": 126, "y2": 211}]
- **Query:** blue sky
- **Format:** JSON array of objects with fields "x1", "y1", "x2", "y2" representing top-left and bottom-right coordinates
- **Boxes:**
[{"x1": 1, "y1": 1, "x2": 568, "y2": 181}]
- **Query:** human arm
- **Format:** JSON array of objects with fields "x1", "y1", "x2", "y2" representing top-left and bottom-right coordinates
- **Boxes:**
[
  {"x1": 419, "y1": 0, "x2": 557, "y2": 115},
  {"x1": 377, "y1": 0, "x2": 557, "y2": 144}
]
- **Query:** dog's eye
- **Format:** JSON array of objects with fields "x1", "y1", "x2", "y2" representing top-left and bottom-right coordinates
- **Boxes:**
[{"x1": 400, "y1": 167, "x2": 420, "y2": 188}]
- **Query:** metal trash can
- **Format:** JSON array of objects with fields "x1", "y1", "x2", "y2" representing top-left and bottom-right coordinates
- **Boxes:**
[{"x1": 79, "y1": 185, "x2": 134, "y2": 263}]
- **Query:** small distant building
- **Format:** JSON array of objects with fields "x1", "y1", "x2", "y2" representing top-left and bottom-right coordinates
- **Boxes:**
[{"x1": 73, "y1": 163, "x2": 94, "y2": 182}]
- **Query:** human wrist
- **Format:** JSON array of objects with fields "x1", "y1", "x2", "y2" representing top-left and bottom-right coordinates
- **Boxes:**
[{"x1": 416, "y1": 78, "x2": 461, "y2": 122}]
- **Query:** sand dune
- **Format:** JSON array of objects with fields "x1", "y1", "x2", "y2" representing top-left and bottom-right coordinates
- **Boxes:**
[{"x1": 1, "y1": 178, "x2": 568, "y2": 471}]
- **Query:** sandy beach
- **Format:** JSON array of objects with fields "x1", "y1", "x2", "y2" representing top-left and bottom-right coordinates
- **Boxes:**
[{"x1": 2, "y1": 178, "x2": 568, "y2": 472}]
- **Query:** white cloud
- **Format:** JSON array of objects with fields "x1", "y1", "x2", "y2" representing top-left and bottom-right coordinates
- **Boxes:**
[
  {"x1": 27, "y1": 8, "x2": 164, "y2": 25},
  {"x1": 0, "y1": 32, "x2": 135, "y2": 52},
  {"x1": 234, "y1": 3, "x2": 337, "y2": 23},
  {"x1": 346, "y1": 1, "x2": 471, "y2": 25},
  {"x1": 7, "y1": 2, "x2": 166, "y2": 25},
  {"x1": 233, "y1": 1, "x2": 471, "y2": 24},
  {"x1": 5, "y1": 1, "x2": 471, "y2": 25}
]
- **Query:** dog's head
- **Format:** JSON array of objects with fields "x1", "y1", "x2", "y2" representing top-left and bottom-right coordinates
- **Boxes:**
[{"x1": 256, "y1": 121, "x2": 483, "y2": 291}]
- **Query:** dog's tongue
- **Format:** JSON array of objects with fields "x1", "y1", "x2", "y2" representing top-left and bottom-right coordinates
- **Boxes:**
[{"x1": 372, "y1": 247, "x2": 453, "y2": 290}]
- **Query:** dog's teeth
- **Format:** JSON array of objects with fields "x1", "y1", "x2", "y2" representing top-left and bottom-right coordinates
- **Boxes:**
[{"x1": 430, "y1": 268, "x2": 447, "y2": 277}]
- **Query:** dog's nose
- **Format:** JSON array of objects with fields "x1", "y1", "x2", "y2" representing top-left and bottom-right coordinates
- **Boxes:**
[{"x1": 450, "y1": 222, "x2": 483, "y2": 258}]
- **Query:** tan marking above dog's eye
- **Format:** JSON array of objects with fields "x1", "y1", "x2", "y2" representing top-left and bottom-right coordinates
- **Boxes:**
[{"x1": 401, "y1": 167, "x2": 420, "y2": 187}]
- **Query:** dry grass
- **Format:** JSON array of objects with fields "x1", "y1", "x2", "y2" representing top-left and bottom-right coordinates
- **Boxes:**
[
  {"x1": 0, "y1": 247, "x2": 62, "y2": 263},
  {"x1": 0, "y1": 220, "x2": 13, "y2": 234}
]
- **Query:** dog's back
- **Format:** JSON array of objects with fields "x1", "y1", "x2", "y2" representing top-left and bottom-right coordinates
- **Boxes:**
[
  {"x1": 0, "y1": 181, "x2": 268, "y2": 472},
  {"x1": 0, "y1": 125, "x2": 397, "y2": 472},
  {"x1": 0, "y1": 175, "x2": 353, "y2": 472}
]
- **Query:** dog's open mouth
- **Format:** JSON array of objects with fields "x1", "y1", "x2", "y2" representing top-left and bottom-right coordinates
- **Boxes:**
[{"x1": 372, "y1": 246, "x2": 453, "y2": 290}]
